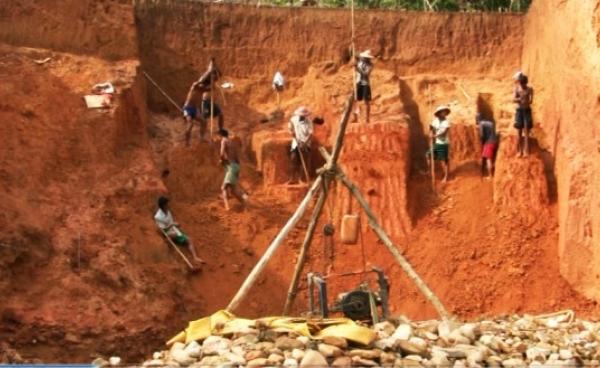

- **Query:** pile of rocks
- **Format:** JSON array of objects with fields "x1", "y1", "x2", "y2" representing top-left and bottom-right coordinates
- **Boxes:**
[{"x1": 134, "y1": 311, "x2": 600, "y2": 367}]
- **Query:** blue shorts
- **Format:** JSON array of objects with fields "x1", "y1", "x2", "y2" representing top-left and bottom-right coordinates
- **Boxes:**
[{"x1": 183, "y1": 105, "x2": 197, "y2": 120}]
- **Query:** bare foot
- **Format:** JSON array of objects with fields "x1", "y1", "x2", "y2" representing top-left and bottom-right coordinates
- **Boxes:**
[{"x1": 194, "y1": 257, "x2": 206, "y2": 264}]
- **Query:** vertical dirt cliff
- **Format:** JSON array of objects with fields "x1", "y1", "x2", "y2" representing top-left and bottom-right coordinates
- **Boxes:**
[{"x1": 522, "y1": 0, "x2": 600, "y2": 300}]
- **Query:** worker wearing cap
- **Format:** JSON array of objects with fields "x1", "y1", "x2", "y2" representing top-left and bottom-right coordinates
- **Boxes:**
[
  {"x1": 427, "y1": 105, "x2": 452, "y2": 183},
  {"x1": 354, "y1": 50, "x2": 374, "y2": 124},
  {"x1": 288, "y1": 106, "x2": 314, "y2": 183},
  {"x1": 154, "y1": 196, "x2": 205, "y2": 264}
]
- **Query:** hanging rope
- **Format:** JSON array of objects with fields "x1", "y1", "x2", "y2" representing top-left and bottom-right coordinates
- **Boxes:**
[{"x1": 350, "y1": 0, "x2": 357, "y2": 100}]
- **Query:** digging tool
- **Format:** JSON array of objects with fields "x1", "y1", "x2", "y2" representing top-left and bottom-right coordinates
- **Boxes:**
[
  {"x1": 427, "y1": 84, "x2": 436, "y2": 193},
  {"x1": 160, "y1": 229, "x2": 199, "y2": 273}
]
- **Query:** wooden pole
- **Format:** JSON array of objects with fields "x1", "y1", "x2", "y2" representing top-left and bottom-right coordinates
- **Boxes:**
[
  {"x1": 161, "y1": 229, "x2": 196, "y2": 271},
  {"x1": 282, "y1": 189, "x2": 328, "y2": 315},
  {"x1": 428, "y1": 85, "x2": 436, "y2": 193},
  {"x1": 298, "y1": 148, "x2": 311, "y2": 183},
  {"x1": 226, "y1": 175, "x2": 323, "y2": 312},
  {"x1": 142, "y1": 71, "x2": 183, "y2": 113},
  {"x1": 282, "y1": 94, "x2": 354, "y2": 314},
  {"x1": 210, "y1": 74, "x2": 215, "y2": 138},
  {"x1": 338, "y1": 172, "x2": 451, "y2": 320}
]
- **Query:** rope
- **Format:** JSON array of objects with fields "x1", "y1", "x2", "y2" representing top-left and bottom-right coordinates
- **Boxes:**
[{"x1": 350, "y1": 0, "x2": 357, "y2": 100}]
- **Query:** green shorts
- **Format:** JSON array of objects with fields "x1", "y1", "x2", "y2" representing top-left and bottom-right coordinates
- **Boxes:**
[
  {"x1": 224, "y1": 162, "x2": 240, "y2": 186},
  {"x1": 167, "y1": 226, "x2": 188, "y2": 245},
  {"x1": 427, "y1": 143, "x2": 449, "y2": 162},
  {"x1": 174, "y1": 233, "x2": 188, "y2": 245}
]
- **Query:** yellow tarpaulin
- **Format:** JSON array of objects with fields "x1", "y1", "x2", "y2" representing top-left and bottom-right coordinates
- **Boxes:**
[{"x1": 167, "y1": 310, "x2": 376, "y2": 346}]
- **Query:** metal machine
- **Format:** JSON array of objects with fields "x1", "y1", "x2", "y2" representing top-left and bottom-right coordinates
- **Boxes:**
[{"x1": 306, "y1": 267, "x2": 390, "y2": 324}]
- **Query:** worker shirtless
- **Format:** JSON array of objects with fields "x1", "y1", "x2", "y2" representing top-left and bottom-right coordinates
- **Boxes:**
[
  {"x1": 183, "y1": 81, "x2": 209, "y2": 146},
  {"x1": 219, "y1": 129, "x2": 247, "y2": 211}
]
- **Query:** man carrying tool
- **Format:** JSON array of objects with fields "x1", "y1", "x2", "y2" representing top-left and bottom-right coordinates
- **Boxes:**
[
  {"x1": 513, "y1": 72, "x2": 534, "y2": 157},
  {"x1": 354, "y1": 50, "x2": 374, "y2": 124},
  {"x1": 219, "y1": 129, "x2": 248, "y2": 211},
  {"x1": 183, "y1": 81, "x2": 209, "y2": 146},
  {"x1": 196, "y1": 58, "x2": 225, "y2": 132},
  {"x1": 476, "y1": 113, "x2": 498, "y2": 179},
  {"x1": 154, "y1": 196, "x2": 205, "y2": 264},
  {"x1": 288, "y1": 106, "x2": 314, "y2": 184},
  {"x1": 427, "y1": 105, "x2": 452, "y2": 183}
]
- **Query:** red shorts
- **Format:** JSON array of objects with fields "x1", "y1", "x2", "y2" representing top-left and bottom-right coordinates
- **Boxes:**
[{"x1": 482, "y1": 142, "x2": 497, "y2": 159}]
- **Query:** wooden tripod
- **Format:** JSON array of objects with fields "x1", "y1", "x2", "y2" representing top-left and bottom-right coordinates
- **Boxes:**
[{"x1": 226, "y1": 93, "x2": 451, "y2": 321}]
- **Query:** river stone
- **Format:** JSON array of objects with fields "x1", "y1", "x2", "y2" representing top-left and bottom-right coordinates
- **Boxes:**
[
  {"x1": 374, "y1": 321, "x2": 396, "y2": 338},
  {"x1": 349, "y1": 349, "x2": 381, "y2": 360},
  {"x1": 318, "y1": 343, "x2": 343, "y2": 358},
  {"x1": 276, "y1": 336, "x2": 305, "y2": 351},
  {"x1": 381, "y1": 352, "x2": 397, "y2": 365},
  {"x1": 332, "y1": 356, "x2": 352, "y2": 367},
  {"x1": 247, "y1": 358, "x2": 269, "y2": 367},
  {"x1": 202, "y1": 336, "x2": 231, "y2": 356},
  {"x1": 268, "y1": 353, "x2": 285, "y2": 365},
  {"x1": 393, "y1": 324, "x2": 413, "y2": 341},
  {"x1": 559, "y1": 349, "x2": 574, "y2": 360},
  {"x1": 430, "y1": 350, "x2": 450, "y2": 367},
  {"x1": 108, "y1": 357, "x2": 121, "y2": 366},
  {"x1": 256, "y1": 342, "x2": 275, "y2": 351},
  {"x1": 233, "y1": 334, "x2": 259, "y2": 347},
  {"x1": 351, "y1": 356, "x2": 378, "y2": 366},
  {"x1": 292, "y1": 349, "x2": 305, "y2": 361},
  {"x1": 222, "y1": 352, "x2": 245, "y2": 365},
  {"x1": 184, "y1": 341, "x2": 202, "y2": 358},
  {"x1": 397, "y1": 338, "x2": 428, "y2": 356},
  {"x1": 502, "y1": 358, "x2": 525, "y2": 368},
  {"x1": 284, "y1": 358, "x2": 299, "y2": 367},
  {"x1": 300, "y1": 350, "x2": 328, "y2": 367},
  {"x1": 245, "y1": 350, "x2": 267, "y2": 361},
  {"x1": 198, "y1": 355, "x2": 229, "y2": 367},
  {"x1": 171, "y1": 348, "x2": 195, "y2": 366},
  {"x1": 322, "y1": 336, "x2": 348, "y2": 349},
  {"x1": 92, "y1": 358, "x2": 110, "y2": 367},
  {"x1": 142, "y1": 359, "x2": 165, "y2": 367}
]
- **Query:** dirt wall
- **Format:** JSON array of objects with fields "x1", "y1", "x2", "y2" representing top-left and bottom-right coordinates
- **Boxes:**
[
  {"x1": 522, "y1": 0, "x2": 600, "y2": 300},
  {"x1": 0, "y1": 0, "x2": 138, "y2": 60},
  {"x1": 134, "y1": 0, "x2": 524, "y2": 110}
]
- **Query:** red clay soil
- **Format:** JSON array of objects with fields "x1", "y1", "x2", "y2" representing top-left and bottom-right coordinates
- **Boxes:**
[{"x1": 1, "y1": 0, "x2": 600, "y2": 363}]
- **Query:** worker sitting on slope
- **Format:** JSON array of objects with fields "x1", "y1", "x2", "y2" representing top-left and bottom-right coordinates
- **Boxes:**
[
  {"x1": 219, "y1": 129, "x2": 248, "y2": 211},
  {"x1": 354, "y1": 50, "x2": 374, "y2": 124},
  {"x1": 183, "y1": 81, "x2": 209, "y2": 146},
  {"x1": 427, "y1": 105, "x2": 452, "y2": 183},
  {"x1": 154, "y1": 196, "x2": 205, "y2": 264},
  {"x1": 288, "y1": 106, "x2": 314, "y2": 184},
  {"x1": 476, "y1": 113, "x2": 498, "y2": 179}
]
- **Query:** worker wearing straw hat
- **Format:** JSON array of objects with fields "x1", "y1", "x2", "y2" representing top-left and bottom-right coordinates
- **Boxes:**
[
  {"x1": 354, "y1": 49, "x2": 374, "y2": 124},
  {"x1": 288, "y1": 106, "x2": 314, "y2": 183},
  {"x1": 427, "y1": 105, "x2": 452, "y2": 183}
]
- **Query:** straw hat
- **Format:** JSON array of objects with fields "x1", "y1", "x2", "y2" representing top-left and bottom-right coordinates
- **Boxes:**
[
  {"x1": 359, "y1": 50, "x2": 374, "y2": 59},
  {"x1": 293, "y1": 106, "x2": 311, "y2": 117},
  {"x1": 513, "y1": 70, "x2": 524, "y2": 80},
  {"x1": 434, "y1": 105, "x2": 451, "y2": 117}
]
